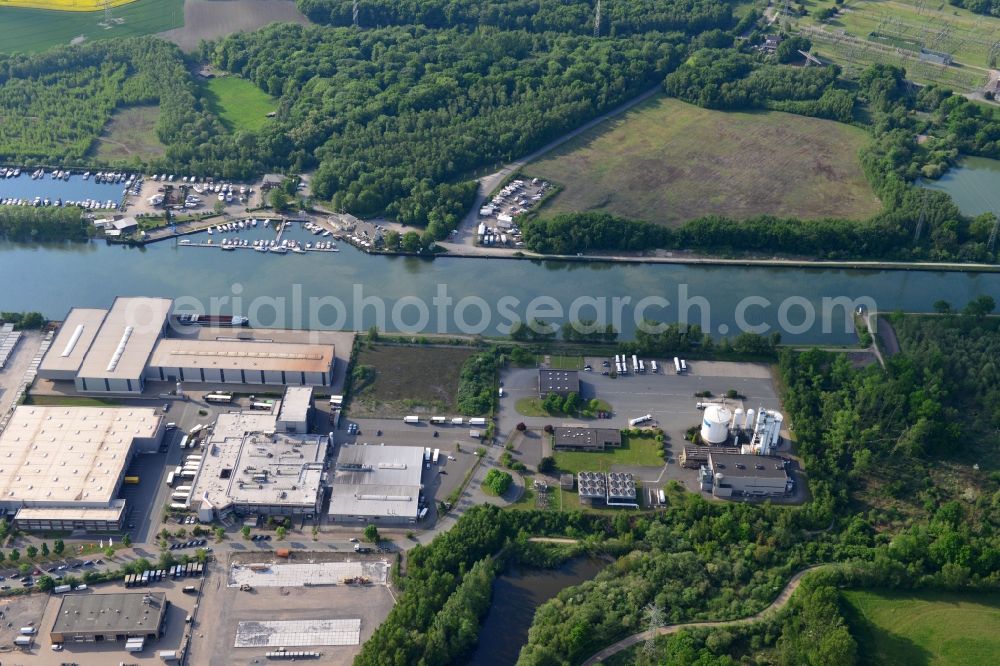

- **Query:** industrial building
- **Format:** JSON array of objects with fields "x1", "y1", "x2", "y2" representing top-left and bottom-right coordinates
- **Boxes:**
[
  {"x1": 146, "y1": 339, "x2": 335, "y2": 387},
  {"x1": 38, "y1": 297, "x2": 172, "y2": 393},
  {"x1": 328, "y1": 445, "x2": 424, "y2": 525},
  {"x1": 553, "y1": 426, "x2": 621, "y2": 451},
  {"x1": 538, "y1": 369, "x2": 580, "y2": 398},
  {"x1": 50, "y1": 592, "x2": 168, "y2": 643},
  {"x1": 0, "y1": 405, "x2": 163, "y2": 531},
  {"x1": 38, "y1": 297, "x2": 337, "y2": 393},
  {"x1": 191, "y1": 401, "x2": 329, "y2": 522},
  {"x1": 702, "y1": 452, "x2": 792, "y2": 498}
]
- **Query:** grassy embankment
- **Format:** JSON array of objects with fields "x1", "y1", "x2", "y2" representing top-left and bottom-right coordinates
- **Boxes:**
[{"x1": 202, "y1": 76, "x2": 277, "y2": 133}]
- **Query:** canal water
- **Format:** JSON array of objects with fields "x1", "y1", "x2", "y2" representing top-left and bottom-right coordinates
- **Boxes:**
[
  {"x1": 921, "y1": 156, "x2": 1000, "y2": 217},
  {"x1": 471, "y1": 557, "x2": 607, "y2": 666},
  {"x1": 0, "y1": 173, "x2": 126, "y2": 205},
  {"x1": 1, "y1": 228, "x2": 999, "y2": 343}
]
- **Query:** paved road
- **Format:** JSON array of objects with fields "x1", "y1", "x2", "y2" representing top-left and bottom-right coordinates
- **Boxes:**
[{"x1": 581, "y1": 566, "x2": 827, "y2": 666}]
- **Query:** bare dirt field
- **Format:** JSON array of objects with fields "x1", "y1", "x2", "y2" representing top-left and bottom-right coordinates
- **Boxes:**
[
  {"x1": 158, "y1": 0, "x2": 311, "y2": 51},
  {"x1": 525, "y1": 95, "x2": 881, "y2": 225},
  {"x1": 349, "y1": 344, "x2": 474, "y2": 418}
]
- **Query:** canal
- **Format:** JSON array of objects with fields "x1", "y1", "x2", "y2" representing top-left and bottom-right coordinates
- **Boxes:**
[
  {"x1": 2, "y1": 232, "x2": 999, "y2": 342},
  {"x1": 471, "y1": 557, "x2": 607, "y2": 666}
]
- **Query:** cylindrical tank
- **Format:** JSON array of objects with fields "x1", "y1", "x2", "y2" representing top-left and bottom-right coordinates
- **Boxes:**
[
  {"x1": 732, "y1": 408, "x2": 744, "y2": 429},
  {"x1": 701, "y1": 405, "x2": 732, "y2": 445},
  {"x1": 744, "y1": 408, "x2": 755, "y2": 429}
]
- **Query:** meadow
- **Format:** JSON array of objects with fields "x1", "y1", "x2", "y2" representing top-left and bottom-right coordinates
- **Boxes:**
[
  {"x1": 92, "y1": 105, "x2": 165, "y2": 163},
  {"x1": 843, "y1": 589, "x2": 1000, "y2": 665},
  {"x1": 0, "y1": 0, "x2": 183, "y2": 54},
  {"x1": 525, "y1": 96, "x2": 880, "y2": 225},
  {"x1": 202, "y1": 76, "x2": 277, "y2": 133},
  {"x1": 349, "y1": 345, "x2": 474, "y2": 418},
  {"x1": 0, "y1": 0, "x2": 135, "y2": 10},
  {"x1": 553, "y1": 433, "x2": 664, "y2": 474}
]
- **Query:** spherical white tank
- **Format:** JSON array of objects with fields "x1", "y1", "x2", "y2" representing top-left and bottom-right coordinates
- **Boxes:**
[{"x1": 701, "y1": 405, "x2": 732, "y2": 445}]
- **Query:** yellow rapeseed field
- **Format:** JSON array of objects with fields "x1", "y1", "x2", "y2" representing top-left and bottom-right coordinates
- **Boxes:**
[{"x1": 0, "y1": 0, "x2": 136, "y2": 12}]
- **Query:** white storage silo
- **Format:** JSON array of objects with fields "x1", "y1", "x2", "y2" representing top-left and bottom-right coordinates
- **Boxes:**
[
  {"x1": 701, "y1": 405, "x2": 732, "y2": 445},
  {"x1": 732, "y1": 408, "x2": 744, "y2": 430},
  {"x1": 743, "y1": 408, "x2": 754, "y2": 429}
]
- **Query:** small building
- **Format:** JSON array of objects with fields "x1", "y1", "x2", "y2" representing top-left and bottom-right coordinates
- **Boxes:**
[
  {"x1": 276, "y1": 386, "x2": 312, "y2": 433},
  {"x1": 261, "y1": 174, "x2": 285, "y2": 191},
  {"x1": 111, "y1": 216, "x2": 138, "y2": 235},
  {"x1": 679, "y1": 445, "x2": 740, "y2": 469},
  {"x1": 553, "y1": 426, "x2": 621, "y2": 452},
  {"x1": 559, "y1": 473, "x2": 575, "y2": 491},
  {"x1": 762, "y1": 34, "x2": 782, "y2": 53},
  {"x1": 706, "y1": 452, "x2": 791, "y2": 498},
  {"x1": 328, "y1": 445, "x2": 424, "y2": 525},
  {"x1": 538, "y1": 369, "x2": 580, "y2": 398},
  {"x1": 50, "y1": 592, "x2": 168, "y2": 643}
]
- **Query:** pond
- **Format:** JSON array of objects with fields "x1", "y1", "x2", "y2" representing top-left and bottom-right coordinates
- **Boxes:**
[
  {"x1": 921, "y1": 155, "x2": 1000, "y2": 217},
  {"x1": 471, "y1": 557, "x2": 607, "y2": 666}
]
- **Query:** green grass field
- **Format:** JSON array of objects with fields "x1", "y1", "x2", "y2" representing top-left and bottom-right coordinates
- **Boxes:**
[
  {"x1": 0, "y1": 0, "x2": 183, "y2": 54},
  {"x1": 202, "y1": 76, "x2": 276, "y2": 133},
  {"x1": 843, "y1": 589, "x2": 1000, "y2": 665},
  {"x1": 349, "y1": 344, "x2": 474, "y2": 418},
  {"x1": 525, "y1": 96, "x2": 880, "y2": 225},
  {"x1": 92, "y1": 105, "x2": 165, "y2": 163},
  {"x1": 793, "y1": 0, "x2": 997, "y2": 90},
  {"x1": 554, "y1": 433, "x2": 664, "y2": 474}
]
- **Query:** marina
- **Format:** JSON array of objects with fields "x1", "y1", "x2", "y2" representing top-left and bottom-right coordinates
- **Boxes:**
[
  {"x1": 0, "y1": 168, "x2": 135, "y2": 210},
  {"x1": 175, "y1": 218, "x2": 339, "y2": 254}
]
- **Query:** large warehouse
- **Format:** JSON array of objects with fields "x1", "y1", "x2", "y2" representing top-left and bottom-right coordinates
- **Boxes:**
[
  {"x1": 38, "y1": 297, "x2": 337, "y2": 393},
  {"x1": 146, "y1": 338, "x2": 334, "y2": 387},
  {"x1": 39, "y1": 297, "x2": 172, "y2": 393},
  {"x1": 191, "y1": 404, "x2": 329, "y2": 522},
  {"x1": 0, "y1": 405, "x2": 163, "y2": 531},
  {"x1": 50, "y1": 592, "x2": 168, "y2": 643},
  {"x1": 328, "y1": 445, "x2": 424, "y2": 525}
]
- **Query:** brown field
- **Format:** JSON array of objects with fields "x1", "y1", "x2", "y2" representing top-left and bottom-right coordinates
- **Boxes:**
[
  {"x1": 91, "y1": 105, "x2": 165, "y2": 162},
  {"x1": 349, "y1": 344, "x2": 474, "y2": 418},
  {"x1": 158, "y1": 0, "x2": 310, "y2": 51},
  {"x1": 525, "y1": 96, "x2": 881, "y2": 225}
]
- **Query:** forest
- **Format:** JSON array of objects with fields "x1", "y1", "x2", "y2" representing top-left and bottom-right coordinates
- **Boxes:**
[
  {"x1": 0, "y1": 205, "x2": 89, "y2": 242},
  {"x1": 296, "y1": 0, "x2": 738, "y2": 36},
  {"x1": 200, "y1": 24, "x2": 686, "y2": 237}
]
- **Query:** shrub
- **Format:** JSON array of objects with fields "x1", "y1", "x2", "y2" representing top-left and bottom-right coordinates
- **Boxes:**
[{"x1": 482, "y1": 469, "x2": 512, "y2": 495}]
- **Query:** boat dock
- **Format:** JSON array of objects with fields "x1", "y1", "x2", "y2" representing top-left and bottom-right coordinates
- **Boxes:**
[{"x1": 178, "y1": 241, "x2": 339, "y2": 254}]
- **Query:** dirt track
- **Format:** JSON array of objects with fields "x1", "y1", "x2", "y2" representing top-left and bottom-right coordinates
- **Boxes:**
[
  {"x1": 158, "y1": 0, "x2": 310, "y2": 51},
  {"x1": 581, "y1": 565, "x2": 827, "y2": 665}
]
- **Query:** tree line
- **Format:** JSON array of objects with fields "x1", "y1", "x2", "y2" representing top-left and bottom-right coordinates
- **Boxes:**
[
  {"x1": 296, "y1": 0, "x2": 737, "y2": 36},
  {"x1": 0, "y1": 205, "x2": 90, "y2": 242}
]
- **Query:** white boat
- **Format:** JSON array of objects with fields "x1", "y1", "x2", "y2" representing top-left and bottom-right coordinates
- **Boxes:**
[
  {"x1": 238, "y1": 220, "x2": 245, "y2": 229},
  {"x1": 221, "y1": 244, "x2": 235, "y2": 251},
  {"x1": 255, "y1": 245, "x2": 268, "y2": 252},
  {"x1": 263, "y1": 218, "x2": 270, "y2": 227},
  {"x1": 207, "y1": 228, "x2": 213, "y2": 235},
  {"x1": 251, "y1": 219, "x2": 257, "y2": 227},
  {"x1": 270, "y1": 245, "x2": 287, "y2": 254},
  {"x1": 306, "y1": 242, "x2": 313, "y2": 249},
  {"x1": 179, "y1": 239, "x2": 192, "y2": 245},
  {"x1": 323, "y1": 230, "x2": 332, "y2": 236}
]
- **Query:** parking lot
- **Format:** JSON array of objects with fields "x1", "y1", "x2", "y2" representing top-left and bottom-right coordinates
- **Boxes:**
[
  {"x1": 192, "y1": 555, "x2": 395, "y2": 666},
  {"x1": 476, "y1": 177, "x2": 550, "y2": 247}
]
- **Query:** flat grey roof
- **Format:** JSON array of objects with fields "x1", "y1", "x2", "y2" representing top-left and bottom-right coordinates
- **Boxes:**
[
  {"x1": 709, "y1": 453, "x2": 788, "y2": 479},
  {"x1": 277, "y1": 387, "x2": 313, "y2": 423},
  {"x1": 77, "y1": 297, "x2": 172, "y2": 381},
  {"x1": 52, "y1": 592, "x2": 166, "y2": 636},
  {"x1": 553, "y1": 427, "x2": 621, "y2": 450},
  {"x1": 328, "y1": 445, "x2": 423, "y2": 519},
  {"x1": 539, "y1": 369, "x2": 580, "y2": 394},
  {"x1": 38, "y1": 308, "x2": 108, "y2": 376}
]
